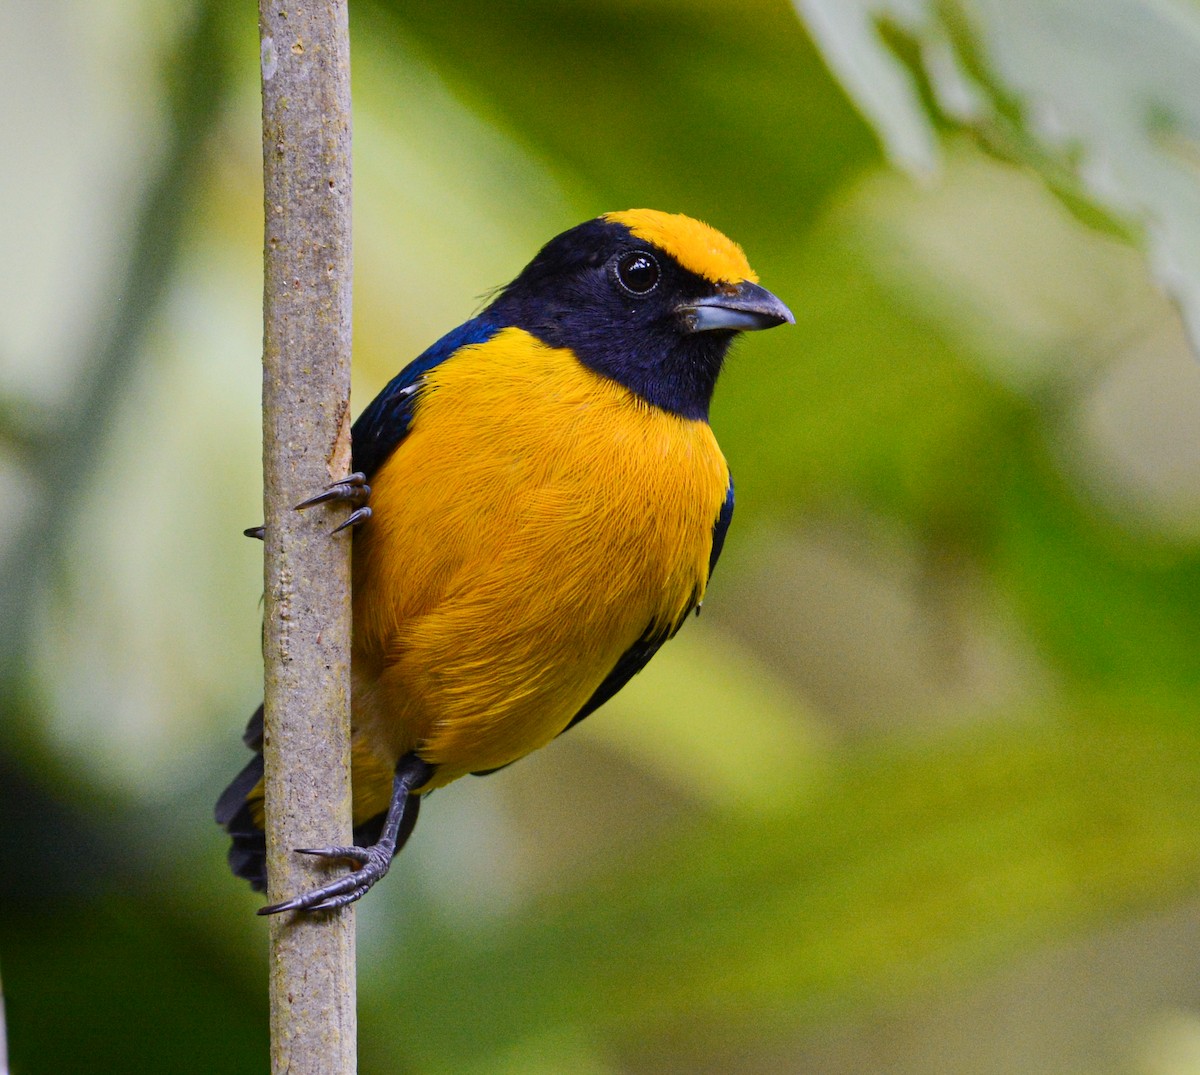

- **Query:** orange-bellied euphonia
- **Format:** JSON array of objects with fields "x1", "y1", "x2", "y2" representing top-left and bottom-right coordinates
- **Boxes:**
[{"x1": 216, "y1": 209, "x2": 792, "y2": 912}]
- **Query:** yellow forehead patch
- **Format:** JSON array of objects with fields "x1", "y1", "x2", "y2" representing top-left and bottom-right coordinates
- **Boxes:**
[{"x1": 605, "y1": 209, "x2": 758, "y2": 285}]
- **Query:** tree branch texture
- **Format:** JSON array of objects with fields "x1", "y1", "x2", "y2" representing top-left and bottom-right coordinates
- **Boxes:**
[{"x1": 259, "y1": 2, "x2": 356, "y2": 1071}]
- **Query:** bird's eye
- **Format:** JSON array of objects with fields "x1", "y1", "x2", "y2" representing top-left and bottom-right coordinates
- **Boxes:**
[{"x1": 615, "y1": 250, "x2": 661, "y2": 295}]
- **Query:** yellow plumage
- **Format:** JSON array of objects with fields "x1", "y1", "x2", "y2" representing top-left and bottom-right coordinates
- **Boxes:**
[
  {"x1": 603, "y1": 210, "x2": 758, "y2": 285},
  {"x1": 348, "y1": 327, "x2": 729, "y2": 815},
  {"x1": 224, "y1": 209, "x2": 793, "y2": 908}
]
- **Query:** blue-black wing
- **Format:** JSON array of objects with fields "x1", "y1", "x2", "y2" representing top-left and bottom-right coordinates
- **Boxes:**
[
  {"x1": 352, "y1": 315, "x2": 498, "y2": 479},
  {"x1": 560, "y1": 474, "x2": 735, "y2": 733},
  {"x1": 472, "y1": 474, "x2": 735, "y2": 776}
]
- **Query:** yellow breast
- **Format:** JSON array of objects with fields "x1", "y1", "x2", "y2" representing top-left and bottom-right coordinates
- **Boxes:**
[{"x1": 349, "y1": 327, "x2": 729, "y2": 801}]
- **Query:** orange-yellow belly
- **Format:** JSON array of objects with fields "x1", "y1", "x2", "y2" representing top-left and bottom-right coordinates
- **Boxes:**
[{"x1": 349, "y1": 327, "x2": 729, "y2": 818}]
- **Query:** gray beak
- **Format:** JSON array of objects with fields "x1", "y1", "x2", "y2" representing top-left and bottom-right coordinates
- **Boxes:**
[{"x1": 677, "y1": 280, "x2": 794, "y2": 334}]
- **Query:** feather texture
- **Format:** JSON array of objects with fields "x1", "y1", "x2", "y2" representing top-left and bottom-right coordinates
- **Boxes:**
[
  {"x1": 347, "y1": 327, "x2": 729, "y2": 813},
  {"x1": 217, "y1": 210, "x2": 792, "y2": 897}
]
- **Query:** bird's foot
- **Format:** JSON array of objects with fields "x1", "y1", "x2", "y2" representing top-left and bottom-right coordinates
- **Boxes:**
[
  {"x1": 257, "y1": 843, "x2": 392, "y2": 915},
  {"x1": 295, "y1": 471, "x2": 372, "y2": 535},
  {"x1": 244, "y1": 472, "x2": 373, "y2": 540},
  {"x1": 257, "y1": 754, "x2": 429, "y2": 915},
  {"x1": 295, "y1": 472, "x2": 371, "y2": 510}
]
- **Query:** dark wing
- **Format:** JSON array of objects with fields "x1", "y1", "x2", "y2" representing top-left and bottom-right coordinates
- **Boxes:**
[
  {"x1": 561, "y1": 474, "x2": 735, "y2": 733},
  {"x1": 705, "y1": 471, "x2": 736, "y2": 581},
  {"x1": 352, "y1": 315, "x2": 499, "y2": 479},
  {"x1": 471, "y1": 474, "x2": 735, "y2": 776}
]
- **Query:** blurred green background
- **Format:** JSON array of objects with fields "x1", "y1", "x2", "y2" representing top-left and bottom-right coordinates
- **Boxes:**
[{"x1": 4, "y1": 0, "x2": 1200, "y2": 1072}]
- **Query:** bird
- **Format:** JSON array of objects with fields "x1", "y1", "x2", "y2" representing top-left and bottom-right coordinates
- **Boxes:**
[{"x1": 215, "y1": 209, "x2": 793, "y2": 913}]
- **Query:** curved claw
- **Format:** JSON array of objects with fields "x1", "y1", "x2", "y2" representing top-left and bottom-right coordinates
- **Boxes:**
[
  {"x1": 293, "y1": 472, "x2": 373, "y2": 536},
  {"x1": 296, "y1": 845, "x2": 370, "y2": 864},
  {"x1": 244, "y1": 471, "x2": 370, "y2": 541},
  {"x1": 331, "y1": 505, "x2": 371, "y2": 535},
  {"x1": 295, "y1": 472, "x2": 371, "y2": 511},
  {"x1": 258, "y1": 845, "x2": 391, "y2": 916}
]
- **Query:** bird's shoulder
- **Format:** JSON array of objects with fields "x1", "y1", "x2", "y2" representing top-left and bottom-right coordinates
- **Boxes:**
[{"x1": 351, "y1": 314, "x2": 499, "y2": 479}]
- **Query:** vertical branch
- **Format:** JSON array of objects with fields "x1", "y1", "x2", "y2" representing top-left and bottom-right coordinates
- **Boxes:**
[{"x1": 259, "y1": 2, "x2": 356, "y2": 1073}]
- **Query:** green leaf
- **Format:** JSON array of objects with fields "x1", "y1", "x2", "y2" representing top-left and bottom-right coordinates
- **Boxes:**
[
  {"x1": 794, "y1": 0, "x2": 1200, "y2": 353},
  {"x1": 364, "y1": 719, "x2": 1200, "y2": 1071}
]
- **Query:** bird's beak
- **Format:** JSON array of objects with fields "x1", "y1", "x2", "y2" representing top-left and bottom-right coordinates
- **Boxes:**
[{"x1": 677, "y1": 280, "x2": 795, "y2": 334}]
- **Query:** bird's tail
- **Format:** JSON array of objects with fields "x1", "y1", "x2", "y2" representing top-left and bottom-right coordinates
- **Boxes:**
[
  {"x1": 214, "y1": 705, "x2": 269, "y2": 891},
  {"x1": 215, "y1": 706, "x2": 418, "y2": 892}
]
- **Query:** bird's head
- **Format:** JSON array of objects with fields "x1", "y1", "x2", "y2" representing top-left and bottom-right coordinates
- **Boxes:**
[{"x1": 487, "y1": 209, "x2": 793, "y2": 420}]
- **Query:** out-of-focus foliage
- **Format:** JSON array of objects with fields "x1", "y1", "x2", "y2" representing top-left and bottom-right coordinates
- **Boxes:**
[
  {"x1": 795, "y1": 0, "x2": 1200, "y2": 353},
  {"x1": 3, "y1": 0, "x2": 1200, "y2": 1072}
]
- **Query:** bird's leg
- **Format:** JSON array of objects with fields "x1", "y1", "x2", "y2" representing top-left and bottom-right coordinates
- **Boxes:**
[
  {"x1": 243, "y1": 471, "x2": 373, "y2": 539},
  {"x1": 258, "y1": 753, "x2": 434, "y2": 915}
]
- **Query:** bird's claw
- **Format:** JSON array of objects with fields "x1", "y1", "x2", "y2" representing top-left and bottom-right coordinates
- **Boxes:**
[
  {"x1": 286, "y1": 471, "x2": 373, "y2": 536},
  {"x1": 295, "y1": 472, "x2": 371, "y2": 511},
  {"x1": 257, "y1": 843, "x2": 392, "y2": 915},
  {"x1": 331, "y1": 505, "x2": 371, "y2": 534},
  {"x1": 296, "y1": 844, "x2": 370, "y2": 864},
  {"x1": 242, "y1": 475, "x2": 373, "y2": 541}
]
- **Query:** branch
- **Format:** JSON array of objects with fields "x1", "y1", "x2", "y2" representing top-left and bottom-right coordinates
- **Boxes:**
[{"x1": 259, "y1": 2, "x2": 356, "y2": 1072}]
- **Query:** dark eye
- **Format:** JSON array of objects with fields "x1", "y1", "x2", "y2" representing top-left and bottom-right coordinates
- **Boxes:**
[{"x1": 615, "y1": 250, "x2": 660, "y2": 295}]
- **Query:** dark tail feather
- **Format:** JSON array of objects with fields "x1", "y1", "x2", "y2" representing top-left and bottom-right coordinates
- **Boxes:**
[
  {"x1": 215, "y1": 706, "x2": 268, "y2": 892},
  {"x1": 241, "y1": 702, "x2": 264, "y2": 750},
  {"x1": 214, "y1": 750, "x2": 262, "y2": 827}
]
